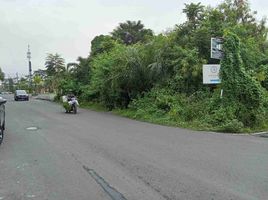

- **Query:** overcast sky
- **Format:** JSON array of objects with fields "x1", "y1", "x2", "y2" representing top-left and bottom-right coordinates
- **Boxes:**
[{"x1": 0, "y1": 0, "x2": 267, "y2": 77}]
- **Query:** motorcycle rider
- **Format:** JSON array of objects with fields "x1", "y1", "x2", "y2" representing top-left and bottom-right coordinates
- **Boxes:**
[
  {"x1": 67, "y1": 93, "x2": 79, "y2": 106},
  {"x1": 62, "y1": 92, "x2": 79, "y2": 113}
]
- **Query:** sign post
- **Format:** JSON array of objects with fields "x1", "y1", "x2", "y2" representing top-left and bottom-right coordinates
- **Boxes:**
[
  {"x1": 203, "y1": 64, "x2": 221, "y2": 84},
  {"x1": 211, "y1": 37, "x2": 224, "y2": 60}
]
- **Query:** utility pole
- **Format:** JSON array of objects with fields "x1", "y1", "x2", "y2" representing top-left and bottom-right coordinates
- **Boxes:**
[
  {"x1": 27, "y1": 45, "x2": 32, "y2": 92},
  {"x1": 16, "y1": 72, "x2": 19, "y2": 83}
]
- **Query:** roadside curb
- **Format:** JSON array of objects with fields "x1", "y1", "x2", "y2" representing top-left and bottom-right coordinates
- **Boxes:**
[
  {"x1": 231, "y1": 132, "x2": 268, "y2": 137},
  {"x1": 251, "y1": 131, "x2": 268, "y2": 138},
  {"x1": 34, "y1": 94, "x2": 56, "y2": 102},
  {"x1": 252, "y1": 131, "x2": 268, "y2": 135}
]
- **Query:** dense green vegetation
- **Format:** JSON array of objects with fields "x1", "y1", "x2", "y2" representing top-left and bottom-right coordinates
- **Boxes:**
[
  {"x1": 0, "y1": 68, "x2": 4, "y2": 81},
  {"x1": 17, "y1": 0, "x2": 268, "y2": 132}
]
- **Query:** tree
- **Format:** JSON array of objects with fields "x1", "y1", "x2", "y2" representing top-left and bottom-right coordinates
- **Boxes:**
[
  {"x1": 176, "y1": 3, "x2": 208, "y2": 59},
  {"x1": 219, "y1": 0, "x2": 254, "y2": 24},
  {"x1": 90, "y1": 35, "x2": 116, "y2": 57},
  {"x1": 66, "y1": 62, "x2": 79, "y2": 73},
  {"x1": 183, "y1": 2, "x2": 205, "y2": 29},
  {"x1": 218, "y1": 0, "x2": 267, "y2": 40},
  {"x1": 45, "y1": 53, "x2": 65, "y2": 76},
  {"x1": 15, "y1": 77, "x2": 29, "y2": 91},
  {"x1": 34, "y1": 69, "x2": 47, "y2": 79},
  {"x1": 111, "y1": 20, "x2": 153, "y2": 45},
  {"x1": 220, "y1": 31, "x2": 265, "y2": 127},
  {"x1": 44, "y1": 53, "x2": 66, "y2": 94},
  {"x1": 8, "y1": 78, "x2": 14, "y2": 92},
  {"x1": 216, "y1": 0, "x2": 267, "y2": 70},
  {"x1": 66, "y1": 57, "x2": 91, "y2": 84},
  {"x1": 33, "y1": 75, "x2": 42, "y2": 94},
  {"x1": 90, "y1": 43, "x2": 154, "y2": 108},
  {"x1": 0, "y1": 68, "x2": 5, "y2": 81}
]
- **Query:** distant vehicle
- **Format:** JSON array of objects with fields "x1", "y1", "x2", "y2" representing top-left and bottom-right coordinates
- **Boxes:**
[
  {"x1": 0, "y1": 97, "x2": 6, "y2": 145},
  {"x1": 14, "y1": 90, "x2": 29, "y2": 101}
]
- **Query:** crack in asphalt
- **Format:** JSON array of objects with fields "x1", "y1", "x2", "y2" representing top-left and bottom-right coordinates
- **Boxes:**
[
  {"x1": 71, "y1": 153, "x2": 127, "y2": 200},
  {"x1": 136, "y1": 175, "x2": 172, "y2": 200},
  {"x1": 83, "y1": 166, "x2": 127, "y2": 200},
  {"x1": 71, "y1": 152, "x2": 168, "y2": 200}
]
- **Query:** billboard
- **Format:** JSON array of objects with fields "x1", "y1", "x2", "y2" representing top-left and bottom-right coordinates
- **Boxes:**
[
  {"x1": 203, "y1": 64, "x2": 221, "y2": 84},
  {"x1": 211, "y1": 37, "x2": 224, "y2": 59}
]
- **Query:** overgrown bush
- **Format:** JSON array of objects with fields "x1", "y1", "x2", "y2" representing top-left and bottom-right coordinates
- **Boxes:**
[
  {"x1": 128, "y1": 87, "x2": 214, "y2": 128},
  {"x1": 126, "y1": 84, "x2": 268, "y2": 132},
  {"x1": 220, "y1": 31, "x2": 268, "y2": 127}
]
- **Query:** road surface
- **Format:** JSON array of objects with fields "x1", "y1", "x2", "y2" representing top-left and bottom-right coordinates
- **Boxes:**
[{"x1": 0, "y1": 94, "x2": 267, "y2": 200}]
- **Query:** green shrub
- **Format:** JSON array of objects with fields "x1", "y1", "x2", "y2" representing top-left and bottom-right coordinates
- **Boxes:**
[
  {"x1": 218, "y1": 119, "x2": 244, "y2": 133},
  {"x1": 129, "y1": 87, "x2": 213, "y2": 126},
  {"x1": 127, "y1": 85, "x2": 262, "y2": 132}
]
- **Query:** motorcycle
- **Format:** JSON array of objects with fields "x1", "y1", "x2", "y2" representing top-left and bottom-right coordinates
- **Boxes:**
[{"x1": 62, "y1": 95, "x2": 79, "y2": 114}]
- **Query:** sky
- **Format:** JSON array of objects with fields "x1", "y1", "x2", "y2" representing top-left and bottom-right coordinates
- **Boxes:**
[{"x1": 0, "y1": 0, "x2": 267, "y2": 78}]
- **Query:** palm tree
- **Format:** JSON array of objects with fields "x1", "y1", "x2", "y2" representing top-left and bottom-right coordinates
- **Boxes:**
[
  {"x1": 183, "y1": 3, "x2": 204, "y2": 29},
  {"x1": 33, "y1": 75, "x2": 42, "y2": 94},
  {"x1": 111, "y1": 20, "x2": 153, "y2": 45},
  {"x1": 45, "y1": 53, "x2": 65, "y2": 76},
  {"x1": 44, "y1": 53, "x2": 66, "y2": 93}
]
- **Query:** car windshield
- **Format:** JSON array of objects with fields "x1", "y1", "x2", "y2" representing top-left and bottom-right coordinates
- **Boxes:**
[{"x1": 17, "y1": 90, "x2": 27, "y2": 95}]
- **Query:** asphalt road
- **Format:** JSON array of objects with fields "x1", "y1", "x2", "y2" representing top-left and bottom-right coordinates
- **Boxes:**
[{"x1": 0, "y1": 94, "x2": 267, "y2": 200}]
